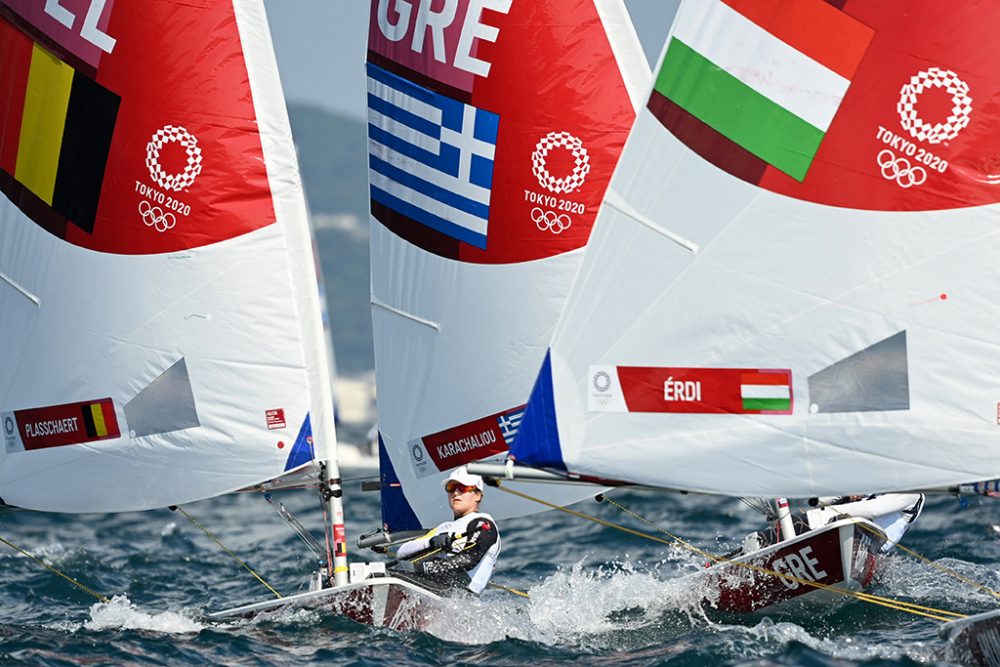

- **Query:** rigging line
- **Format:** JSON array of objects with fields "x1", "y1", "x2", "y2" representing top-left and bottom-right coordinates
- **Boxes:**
[
  {"x1": 318, "y1": 493, "x2": 335, "y2": 582},
  {"x1": 494, "y1": 484, "x2": 965, "y2": 621},
  {"x1": 600, "y1": 495, "x2": 966, "y2": 620},
  {"x1": 171, "y1": 506, "x2": 282, "y2": 599},
  {"x1": 489, "y1": 582, "x2": 529, "y2": 598},
  {"x1": 0, "y1": 534, "x2": 108, "y2": 603},
  {"x1": 265, "y1": 495, "x2": 325, "y2": 561}
]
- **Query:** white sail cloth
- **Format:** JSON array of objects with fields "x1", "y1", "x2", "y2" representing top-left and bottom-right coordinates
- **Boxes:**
[{"x1": 510, "y1": 0, "x2": 1000, "y2": 497}]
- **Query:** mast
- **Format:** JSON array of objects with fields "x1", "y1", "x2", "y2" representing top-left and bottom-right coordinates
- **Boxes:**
[{"x1": 240, "y1": 2, "x2": 348, "y2": 587}]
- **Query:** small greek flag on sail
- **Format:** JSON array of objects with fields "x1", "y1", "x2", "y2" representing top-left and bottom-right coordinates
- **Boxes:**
[
  {"x1": 497, "y1": 407, "x2": 525, "y2": 447},
  {"x1": 366, "y1": 63, "x2": 499, "y2": 249}
]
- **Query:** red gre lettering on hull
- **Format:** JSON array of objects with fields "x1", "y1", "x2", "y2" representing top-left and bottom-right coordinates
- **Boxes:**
[{"x1": 712, "y1": 526, "x2": 845, "y2": 614}]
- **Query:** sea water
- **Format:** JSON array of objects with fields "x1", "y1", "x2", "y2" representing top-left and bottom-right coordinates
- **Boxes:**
[{"x1": 0, "y1": 464, "x2": 997, "y2": 666}]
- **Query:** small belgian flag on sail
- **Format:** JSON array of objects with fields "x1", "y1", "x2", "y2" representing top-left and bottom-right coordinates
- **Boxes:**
[
  {"x1": 0, "y1": 17, "x2": 120, "y2": 234},
  {"x1": 80, "y1": 399, "x2": 116, "y2": 439}
]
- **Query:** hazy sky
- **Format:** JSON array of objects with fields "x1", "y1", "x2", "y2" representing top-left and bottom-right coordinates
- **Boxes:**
[{"x1": 262, "y1": 1, "x2": 681, "y2": 119}]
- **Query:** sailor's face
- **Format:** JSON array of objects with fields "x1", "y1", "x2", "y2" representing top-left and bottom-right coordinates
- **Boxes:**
[{"x1": 447, "y1": 485, "x2": 481, "y2": 518}]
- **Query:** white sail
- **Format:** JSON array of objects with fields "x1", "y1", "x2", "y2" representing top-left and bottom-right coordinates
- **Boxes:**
[
  {"x1": 510, "y1": 0, "x2": 1000, "y2": 497},
  {"x1": 367, "y1": 0, "x2": 650, "y2": 529},
  {"x1": 0, "y1": 0, "x2": 336, "y2": 512}
]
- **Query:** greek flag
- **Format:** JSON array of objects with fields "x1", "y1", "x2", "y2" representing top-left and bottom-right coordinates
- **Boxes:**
[
  {"x1": 497, "y1": 407, "x2": 525, "y2": 447},
  {"x1": 366, "y1": 63, "x2": 499, "y2": 249}
]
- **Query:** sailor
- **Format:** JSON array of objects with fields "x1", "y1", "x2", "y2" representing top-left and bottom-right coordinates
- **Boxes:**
[
  {"x1": 805, "y1": 493, "x2": 924, "y2": 552},
  {"x1": 389, "y1": 467, "x2": 501, "y2": 595}
]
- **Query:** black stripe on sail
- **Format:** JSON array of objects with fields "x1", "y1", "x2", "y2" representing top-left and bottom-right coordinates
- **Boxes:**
[
  {"x1": 0, "y1": 170, "x2": 70, "y2": 238},
  {"x1": 52, "y1": 72, "x2": 120, "y2": 234},
  {"x1": 80, "y1": 404, "x2": 97, "y2": 438},
  {"x1": 366, "y1": 50, "x2": 472, "y2": 105},
  {"x1": 371, "y1": 200, "x2": 462, "y2": 260},
  {"x1": 647, "y1": 90, "x2": 768, "y2": 187}
]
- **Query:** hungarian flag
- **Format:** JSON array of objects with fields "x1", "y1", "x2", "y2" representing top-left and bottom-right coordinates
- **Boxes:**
[
  {"x1": 651, "y1": 0, "x2": 874, "y2": 181},
  {"x1": 740, "y1": 372, "x2": 792, "y2": 412}
]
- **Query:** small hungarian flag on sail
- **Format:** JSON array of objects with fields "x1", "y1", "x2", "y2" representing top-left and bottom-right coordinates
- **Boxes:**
[
  {"x1": 651, "y1": 0, "x2": 874, "y2": 181},
  {"x1": 740, "y1": 372, "x2": 792, "y2": 412}
]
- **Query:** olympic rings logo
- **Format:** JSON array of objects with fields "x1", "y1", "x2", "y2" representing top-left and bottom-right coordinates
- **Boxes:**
[
  {"x1": 876, "y1": 149, "x2": 927, "y2": 189},
  {"x1": 532, "y1": 131, "x2": 590, "y2": 194},
  {"x1": 139, "y1": 200, "x2": 177, "y2": 232},
  {"x1": 531, "y1": 207, "x2": 571, "y2": 234},
  {"x1": 897, "y1": 68, "x2": 972, "y2": 144},
  {"x1": 146, "y1": 125, "x2": 203, "y2": 191},
  {"x1": 593, "y1": 371, "x2": 611, "y2": 393}
]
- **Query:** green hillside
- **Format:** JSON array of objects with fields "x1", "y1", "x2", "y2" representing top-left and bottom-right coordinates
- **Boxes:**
[{"x1": 287, "y1": 103, "x2": 373, "y2": 375}]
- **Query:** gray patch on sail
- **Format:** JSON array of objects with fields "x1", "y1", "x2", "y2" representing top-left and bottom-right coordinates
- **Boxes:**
[
  {"x1": 808, "y1": 331, "x2": 909, "y2": 413},
  {"x1": 125, "y1": 358, "x2": 200, "y2": 437}
]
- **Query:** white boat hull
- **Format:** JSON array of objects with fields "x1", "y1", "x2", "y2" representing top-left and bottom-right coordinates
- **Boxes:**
[
  {"x1": 940, "y1": 608, "x2": 1000, "y2": 667},
  {"x1": 208, "y1": 575, "x2": 443, "y2": 631},
  {"x1": 704, "y1": 518, "x2": 886, "y2": 615}
]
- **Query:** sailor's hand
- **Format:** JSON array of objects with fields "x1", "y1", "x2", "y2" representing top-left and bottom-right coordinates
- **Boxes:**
[
  {"x1": 429, "y1": 533, "x2": 453, "y2": 551},
  {"x1": 371, "y1": 544, "x2": 388, "y2": 554}
]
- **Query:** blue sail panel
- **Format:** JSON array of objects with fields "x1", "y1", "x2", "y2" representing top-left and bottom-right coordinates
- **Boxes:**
[
  {"x1": 283, "y1": 413, "x2": 316, "y2": 471},
  {"x1": 378, "y1": 433, "x2": 422, "y2": 531},
  {"x1": 509, "y1": 350, "x2": 566, "y2": 471}
]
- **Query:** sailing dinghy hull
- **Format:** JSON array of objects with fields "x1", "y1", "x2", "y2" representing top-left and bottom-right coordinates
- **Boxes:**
[
  {"x1": 706, "y1": 518, "x2": 886, "y2": 615},
  {"x1": 208, "y1": 576, "x2": 442, "y2": 631},
  {"x1": 939, "y1": 609, "x2": 1000, "y2": 667}
]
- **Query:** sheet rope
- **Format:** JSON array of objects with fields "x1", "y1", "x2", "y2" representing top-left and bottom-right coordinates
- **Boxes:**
[
  {"x1": 0, "y1": 534, "x2": 109, "y2": 603},
  {"x1": 172, "y1": 505, "x2": 283, "y2": 599}
]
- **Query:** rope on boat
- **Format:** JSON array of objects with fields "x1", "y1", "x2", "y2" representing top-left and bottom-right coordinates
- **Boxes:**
[
  {"x1": 171, "y1": 506, "x2": 283, "y2": 599},
  {"x1": 0, "y1": 534, "x2": 109, "y2": 603},
  {"x1": 489, "y1": 582, "x2": 530, "y2": 598},
  {"x1": 493, "y1": 483, "x2": 966, "y2": 622}
]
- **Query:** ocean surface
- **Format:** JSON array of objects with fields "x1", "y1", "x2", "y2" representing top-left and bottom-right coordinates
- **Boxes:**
[{"x1": 2, "y1": 449, "x2": 998, "y2": 666}]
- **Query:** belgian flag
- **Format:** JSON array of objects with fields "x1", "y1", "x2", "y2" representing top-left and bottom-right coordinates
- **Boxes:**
[
  {"x1": 80, "y1": 398, "x2": 119, "y2": 439},
  {"x1": 0, "y1": 17, "x2": 120, "y2": 235}
]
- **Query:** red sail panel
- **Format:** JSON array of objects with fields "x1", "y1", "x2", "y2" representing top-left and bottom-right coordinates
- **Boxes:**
[
  {"x1": 0, "y1": 17, "x2": 30, "y2": 175},
  {"x1": 722, "y1": 0, "x2": 873, "y2": 79},
  {"x1": 653, "y1": 1, "x2": 1000, "y2": 212},
  {"x1": 367, "y1": 0, "x2": 635, "y2": 264},
  {"x1": 0, "y1": 1, "x2": 276, "y2": 254}
]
